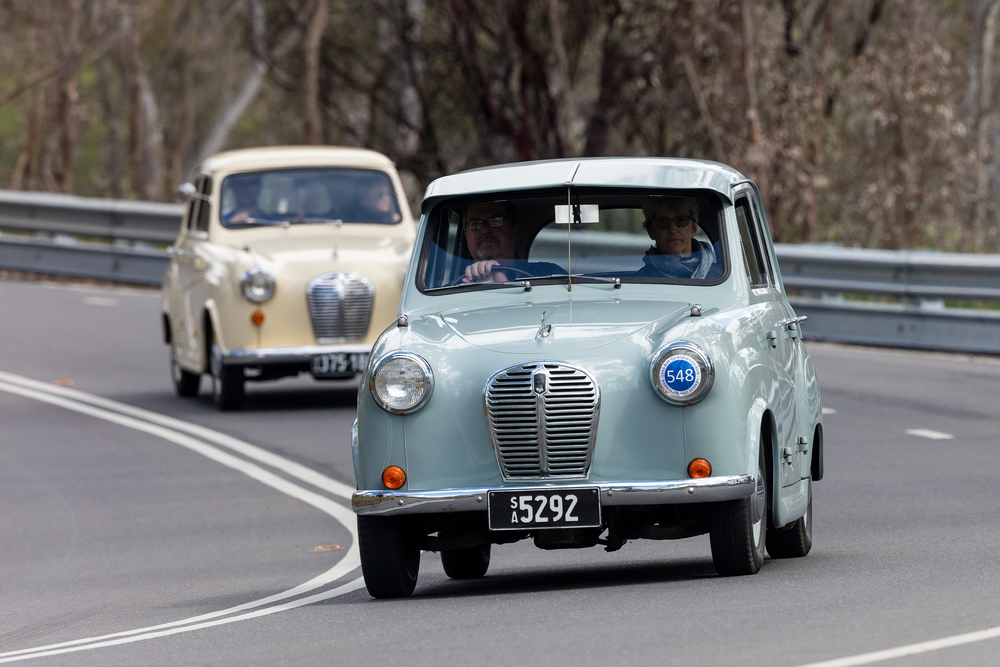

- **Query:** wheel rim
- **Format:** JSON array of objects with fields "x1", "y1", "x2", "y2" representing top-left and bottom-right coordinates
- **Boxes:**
[
  {"x1": 751, "y1": 454, "x2": 766, "y2": 545},
  {"x1": 171, "y1": 348, "x2": 182, "y2": 384}
]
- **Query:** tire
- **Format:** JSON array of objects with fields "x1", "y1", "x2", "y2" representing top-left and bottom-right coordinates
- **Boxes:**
[
  {"x1": 210, "y1": 342, "x2": 244, "y2": 411},
  {"x1": 441, "y1": 543, "x2": 491, "y2": 579},
  {"x1": 710, "y1": 443, "x2": 767, "y2": 576},
  {"x1": 358, "y1": 515, "x2": 420, "y2": 598},
  {"x1": 170, "y1": 346, "x2": 201, "y2": 397},
  {"x1": 766, "y1": 478, "x2": 813, "y2": 559}
]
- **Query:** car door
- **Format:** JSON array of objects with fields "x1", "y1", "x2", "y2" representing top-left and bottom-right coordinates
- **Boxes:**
[
  {"x1": 732, "y1": 185, "x2": 802, "y2": 487},
  {"x1": 175, "y1": 175, "x2": 213, "y2": 369},
  {"x1": 750, "y1": 192, "x2": 812, "y2": 480}
]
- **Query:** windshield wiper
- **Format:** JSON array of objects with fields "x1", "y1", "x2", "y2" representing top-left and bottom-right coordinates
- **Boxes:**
[
  {"x1": 528, "y1": 274, "x2": 623, "y2": 289},
  {"x1": 428, "y1": 279, "x2": 534, "y2": 292}
]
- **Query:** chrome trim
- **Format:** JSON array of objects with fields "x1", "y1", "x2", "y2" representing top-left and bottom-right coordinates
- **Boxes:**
[
  {"x1": 649, "y1": 341, "x2": 715, "y2": 406},
  {"x1": 222, "y1": 344, "x2": 371, "y2": 366},
  {"x1": 240, "y1": 266, "x2": 276, "y2": 303},
  {"x1": 306, "y1": 272, "x2": 374, "y2": 343},
  {"x1": 352, "y1": 474, "x2": 754, "y2": 515},
  {"x1": 484, "y1": 360, "x2": 601, "y2": 480},
  {"x1": 369, "y1": 351, "x2": 434, "y2": 415}
]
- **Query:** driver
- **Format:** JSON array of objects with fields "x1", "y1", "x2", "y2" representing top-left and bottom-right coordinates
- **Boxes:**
[
  {"x1": 223, "y1": 173, "x2": 263, "y2": 225},
  {"x1": 462, "y1": 201, "x2": 520, "y2": 283}
]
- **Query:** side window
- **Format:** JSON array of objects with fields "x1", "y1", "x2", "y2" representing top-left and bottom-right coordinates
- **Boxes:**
[
  {"x1": 187, "y1": 178, "x2": 203, "y2": 231},
  {"x1": 749, "y1": 197, "x2": 777, "y2": 285},
  {"x1": 734, "y1": 197, "x2": 768, "y2": 287},
  {"x1": 196, "y1": 177, "x2": 213, "y2": 232},
  {"x1": 183, "y1": 198, "x2": 197, "y2": 232}
]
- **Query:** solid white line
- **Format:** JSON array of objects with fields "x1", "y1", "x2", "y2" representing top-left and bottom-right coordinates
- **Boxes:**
[
  {"x1": 0, "y1": 378, "x2": 364, "y2": 662},
  {"x1": 794, "y1": 626, "x2": 1000, "y2": 667},
  {"x1": 905, "y1": 428, "x2": 955, "y2": 440},
  {"x1": 0, "y1": 371, "x2": 356, "y2": 501},
  {"x1": 821, "y1": 407, "x2": 837, "y2": 415}
]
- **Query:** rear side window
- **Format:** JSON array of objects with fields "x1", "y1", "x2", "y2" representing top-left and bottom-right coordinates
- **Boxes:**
[
  {"x1": 196, "y1": 177, "x2": 213, "y2": 232},
  {"x1": 734, "y1": 197, "x2": 767, "y2": 287}
]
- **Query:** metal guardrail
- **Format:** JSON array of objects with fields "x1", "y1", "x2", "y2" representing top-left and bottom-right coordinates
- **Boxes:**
[
  {"x1": 1, "y1": 189, "x2": 998, "y2": 354},
  {"x1": 0, "y1": 189, "x2": 181, "y2": 284}
]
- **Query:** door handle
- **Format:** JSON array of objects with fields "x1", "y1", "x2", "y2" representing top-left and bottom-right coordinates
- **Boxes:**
[
  {"x1": 168, "y1": 247, "x2": 191, "y2": 258},
  {"x1": 777, "y1": 315, "x2": 808, "y2": 328}
]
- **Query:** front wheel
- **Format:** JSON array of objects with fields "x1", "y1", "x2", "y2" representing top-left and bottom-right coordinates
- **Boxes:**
[
  {"x1": 441, "y1": 543, "x2": 491, "y2": 579},
  {"x1": 170, "y1": 346, "x2": 201, "y2": 397},
  {"x1": 358, "y1": 515, "x2": 420, "y2": 598},
  {"x1": 766, "y1": 478, "x2": 812, "y2": 558},
  {"x1": 710, "y1": 445, "x2": 767, "y2": 576},
  {"x1": 210, "y1": 343, "x2": 244, "y2": 411}
]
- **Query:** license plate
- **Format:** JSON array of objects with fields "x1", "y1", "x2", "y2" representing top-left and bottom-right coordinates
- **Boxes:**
[
  {"x1": 488, "y1": 487, "x2": 601, "y2": 531},
  {"x1": 310, "y1": 352, "x2": 368, "y2": 378}
]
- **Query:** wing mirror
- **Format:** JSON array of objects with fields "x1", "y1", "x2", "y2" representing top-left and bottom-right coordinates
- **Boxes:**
[{"x1": 177, "y1": 182, "x2": 198, "y2": 200}]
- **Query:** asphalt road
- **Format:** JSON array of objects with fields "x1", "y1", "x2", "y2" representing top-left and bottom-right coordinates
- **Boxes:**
[{"x1": 2, "y1": 277, "x2": 1000, "y2": 666}]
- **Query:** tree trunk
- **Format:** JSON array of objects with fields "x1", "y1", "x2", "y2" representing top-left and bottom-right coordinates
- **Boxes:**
[{"x1": 302, "y1": 0, "x2": 329, "y2": 145}]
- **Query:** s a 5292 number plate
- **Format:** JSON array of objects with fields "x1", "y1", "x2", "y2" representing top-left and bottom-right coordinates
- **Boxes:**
[{"x1": 487, "y1": 488, "x2": 601, "y2": 531}]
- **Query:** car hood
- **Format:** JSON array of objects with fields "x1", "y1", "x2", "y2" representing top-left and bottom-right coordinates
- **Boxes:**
[
  {"x1": 436, "y1": 298, "x2": 692, "y2": 354},
  {"x1": 239, "y1": 233, "x2": 412, "y2": 269}
]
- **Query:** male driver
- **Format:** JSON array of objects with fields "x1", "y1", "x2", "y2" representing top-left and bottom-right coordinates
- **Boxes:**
[
  {"x1": 462, "y1": 201, "x2": 519, "y2": 283},
  {"x1": 223, "y1": 173, "x2": 263, "y2": 225}
]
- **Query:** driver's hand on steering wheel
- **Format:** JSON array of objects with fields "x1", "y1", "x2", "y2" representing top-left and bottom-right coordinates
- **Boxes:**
[{"x1": 462, "y1": 260, "x2": 508, "y2": 283}]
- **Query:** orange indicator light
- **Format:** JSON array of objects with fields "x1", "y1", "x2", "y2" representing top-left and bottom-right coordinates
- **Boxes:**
[
  {"x1": 251, "y1": 310, "x2": 265, "y2": 326},
  {"x1": 382, "y1": 466, "x2": 406, "y2": 489},
  {"x1": 688, "y1": 458, "x2": 712, "y2": 478}
]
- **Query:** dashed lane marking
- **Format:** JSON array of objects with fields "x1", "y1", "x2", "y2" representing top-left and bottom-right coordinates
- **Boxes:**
[
  {"x1": 905, "y1": 428, "x2": 955, "y2": 440},
  {"x1": 794, "y1": 625, "x2": 1000, "y2": 666}
]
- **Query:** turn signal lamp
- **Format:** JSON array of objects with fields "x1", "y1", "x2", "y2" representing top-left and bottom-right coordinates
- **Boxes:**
[
  {"x1": 688, "y1": 458, "x2": 712, "y2": 478},
  {"x1": 251, "y1": 310, "x2": 265, "y2": 326},
  {"x1": 382, "y1": 466, "x2": 406, "y2": 489}
]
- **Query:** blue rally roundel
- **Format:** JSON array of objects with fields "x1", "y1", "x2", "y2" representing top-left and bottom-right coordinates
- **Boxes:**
[{"x1": 660, "y1": 355, "x2": 701, "y2": 397}]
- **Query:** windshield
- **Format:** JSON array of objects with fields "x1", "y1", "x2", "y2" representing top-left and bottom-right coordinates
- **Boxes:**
[
  {"x1": 419, "y1": 188, "x2": 727, "y2": 291},
  {"x1": 220, "y1": 168, "x2": 402, "y2": 229}
]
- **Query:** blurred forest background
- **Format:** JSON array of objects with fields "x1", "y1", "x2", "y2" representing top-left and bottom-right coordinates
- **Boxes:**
[{"x1": 0, "y1": 0, "x2": 998, "y2": 251}]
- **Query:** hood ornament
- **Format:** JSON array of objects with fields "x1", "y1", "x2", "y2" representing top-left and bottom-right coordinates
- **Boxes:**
[{"x1": 536, "y1": 310, "x2": 552, "y2": 339}]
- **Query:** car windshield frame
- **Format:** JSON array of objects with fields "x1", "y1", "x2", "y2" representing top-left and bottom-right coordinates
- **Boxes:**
[
  {"x1": 219, "y1": 167, "x2": 403, "y2": 230},
  {"x1": 416, "y1": 186, "x2": 731, "y2": 294}
]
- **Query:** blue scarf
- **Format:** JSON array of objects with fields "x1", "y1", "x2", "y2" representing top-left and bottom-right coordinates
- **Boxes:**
[{"x1": 643, "y1": 238, "x2": 717, "y2": 279}]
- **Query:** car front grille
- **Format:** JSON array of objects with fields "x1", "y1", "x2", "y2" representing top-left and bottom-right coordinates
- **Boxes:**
[
  {"x1": 306, "y1": 272, "x2": 374, "y2": 343},
  {"x1": 485, "y1": 362, "x2": 600, "y2": 479}
]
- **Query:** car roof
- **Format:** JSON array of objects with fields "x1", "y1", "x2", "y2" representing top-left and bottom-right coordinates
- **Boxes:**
[
  {"x1": 198, "y1": 146, "x2": 396, "y2": 175},
  {"x1": 421, "y1": 157, "x2": 748, "y2": 213}
]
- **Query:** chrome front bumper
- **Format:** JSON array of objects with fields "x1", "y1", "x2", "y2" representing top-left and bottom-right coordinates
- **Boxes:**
[
  {"x1": 352, "y1": 474, "x2": 754, "y2": 516},
  {"x1": 222, "y1": 344, "x2": 370, "y2": 366}
]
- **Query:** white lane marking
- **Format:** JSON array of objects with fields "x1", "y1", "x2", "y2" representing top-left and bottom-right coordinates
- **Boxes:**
[
  {"x1": 0, "y1": 371, "x2": 355, "y2": 501},
  {"x1": 82, "y1": 296, "x2": 117, "y2": 307},
  {"x1": 0, "y1": 377, "x2": 364, "y2": 662},
  {"x1": 822, "y1": 407, "x2": 836, "y2": 415},
  {"x1": 794, "y1": 625, "x2": 1000, "y2": 667},
  {"x1": 905, "y1": 428, "x2": 955, "y2": 440}
]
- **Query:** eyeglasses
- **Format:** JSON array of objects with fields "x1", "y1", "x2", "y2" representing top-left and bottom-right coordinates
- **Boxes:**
[
  {"x1": 466, "y1": 216, "x2": 509, "y2": 231},
  {"x1": 649, "y1": 215, "x2": 694, "y2": 230}
]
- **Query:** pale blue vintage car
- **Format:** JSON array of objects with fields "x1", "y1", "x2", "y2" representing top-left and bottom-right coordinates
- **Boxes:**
[{"x1": 351, "y1": 158, "x2": 823, "y2": 598}]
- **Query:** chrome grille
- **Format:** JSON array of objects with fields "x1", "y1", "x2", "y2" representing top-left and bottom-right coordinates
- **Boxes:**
[
  {"x1": 485, "y1": 362, "x2": 600, "y2": 479},
  {"x1": 306, "y1": 272, "x2": 374, "y2": 343}
]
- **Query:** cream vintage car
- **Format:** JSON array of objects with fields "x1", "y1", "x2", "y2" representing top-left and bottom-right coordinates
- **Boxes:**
[{"x1": 161, "y1": 146, "x2": 416, "y2": 410}]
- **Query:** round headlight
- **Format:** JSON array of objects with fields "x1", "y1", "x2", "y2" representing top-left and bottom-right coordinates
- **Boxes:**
[
  {"x1": 241, "y1": 267, "x2": 276, "y2": 303},
  {"x1": 650, "y1": 342, "x2": 715, "y2": 406},
  {"x1": 370, "y1": 352, "x2": 433, "y2": 414}
]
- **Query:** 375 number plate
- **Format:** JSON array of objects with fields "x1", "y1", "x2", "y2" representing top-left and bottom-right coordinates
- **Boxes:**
[
  {"x1": 487, "y1": 487, "x2": 601, "y2": 531},
  {"x1": 310, "y1": 352, "x2": 368, "y2": 378}
]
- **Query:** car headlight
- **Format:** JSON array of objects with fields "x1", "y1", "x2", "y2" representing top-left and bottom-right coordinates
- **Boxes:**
[
  {"x1": 650, "y1": 342, "x2": 715, "y2": 406},
  {"x1": 240, "y1": 267, "x2": 276, "y2": 303},
  {"x1": 370, "y1": 352, "x2": 433, "y2": 414}
]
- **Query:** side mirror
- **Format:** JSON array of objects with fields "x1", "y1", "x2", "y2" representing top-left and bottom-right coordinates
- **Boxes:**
[{"x1": 177, "y1": 182, "x2": 198, "y2": 199}]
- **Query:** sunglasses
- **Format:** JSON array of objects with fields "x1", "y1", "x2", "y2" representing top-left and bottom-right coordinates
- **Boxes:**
[
  {"x1": 466, "y1": 216, "x2": 509, "y2": 231},
  {"x1": 649, "y1": 215, "x2": 694, "y2": 230}
]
